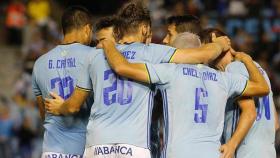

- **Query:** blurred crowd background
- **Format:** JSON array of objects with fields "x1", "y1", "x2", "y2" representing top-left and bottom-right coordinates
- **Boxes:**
[{"x1": 0, "y1": 0, "x2": 280, "y2": 157}]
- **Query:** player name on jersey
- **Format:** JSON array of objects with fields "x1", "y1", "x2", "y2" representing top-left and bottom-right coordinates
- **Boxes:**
[
  {"x1": 48, "y1": 58, "x2": 76, "y2": 69},
  {"x1": 183, "y1": 67, "x2": 218, "y2": 81},
  {"x1": 105, "y1": 51, "x2": 136, "y2": 60},
  {"x1": 122, "y1": 50, "x2": 136, "y2": 60},
  {"x1": 94, "y1": 145, "x2": 133, "y2": 156}
]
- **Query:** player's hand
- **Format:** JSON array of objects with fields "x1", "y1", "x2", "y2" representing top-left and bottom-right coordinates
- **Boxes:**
[
  {"x1": 44, "y1": 92, "x2": 65, "y2": 115},
  {"x1": 232, "y1": 52, "x2": 252, "y2": 63},
  {"x1": 212, "y1": 33, "x2": 231, "y2": 52},
  {"x1": 99, "y1": 38, "x2": 115, "y2": 49},
  {"x1": 219, "y1": 143, "x2": 236, "y2": 158}
]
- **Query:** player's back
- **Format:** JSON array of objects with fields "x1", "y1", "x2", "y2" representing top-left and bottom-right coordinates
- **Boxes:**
[
  {"x1": 145, "y1": 63, "x2": 248, "y2": 158},
  {"x1": 80, "y1": 42, "x2": 176, "y2": 149},
  {"x1": 223, "y1": 61, "x2": 276, "y2": 158},
  {"x1": 32, "y1": 43, "x2": 94, "y2": 155}
]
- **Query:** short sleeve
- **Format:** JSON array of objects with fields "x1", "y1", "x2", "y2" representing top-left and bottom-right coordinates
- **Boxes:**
[
  {"x1": 146, "y1": 63, "x2": 176, "y2": 85},
  {"x1": 76, "y1": 54, "x2": 93, "y2": 91},
  {"x1": 226, "y1": 61, "x2": 272, "y2": 89},
  {"x1": 224, "y1": 72, "x2": 248, "y2": 99},
  {"x1": 31, "y1": 66, "x2": 42, "y2": 96},
  {"x1": 225, "y1": 61, "x2": 249, "y2": 78},
  {"x1": 147, "y1": 44, "x2": 177, "y2": 63}
]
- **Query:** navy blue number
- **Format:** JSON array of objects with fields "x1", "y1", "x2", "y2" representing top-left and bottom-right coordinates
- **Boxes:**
[
  {"x1": 103, "y1": 69, "x2": 133, "y2": 106},
  {"x1": 194, "y1": 88, "x2": 208, "y2": 123},
  {"x1": 256, "y1": 95, "x2": 270, "y2": 121},
  {"x1": 118, "y1": 77, "x2": 133, "y2": 105},
  {"x1": 50, "y1": 76, "x2": 74, "y2": 99},
  {"x1": 104, "y1": 70, "x2": 117, "y2": 105}
]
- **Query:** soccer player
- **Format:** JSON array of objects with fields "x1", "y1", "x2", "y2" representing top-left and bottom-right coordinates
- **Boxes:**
[
  {"x1": 92, "y1": 32, "x2": 269, "y2": 158},
  {"x1": 95, "y1": 16, "x2": 118, "y2": 48},
  {"x1": 31, "y1": 6, "x2": 94, "y2": 157},
  {"x1": 163, "y1": 15, "x2": 202, "y2": 46},
  {"x1": 200, "y1": 28, "x2": 278, "y2": 158},
  {"x1": 44, "y1": 2, "x2": 231, "y2": 158},
  {"x1": 158, "y1": 15, "x2": 202, "y2": 157}
]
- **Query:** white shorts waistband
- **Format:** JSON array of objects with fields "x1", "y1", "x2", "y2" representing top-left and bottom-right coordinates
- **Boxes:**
[
  {"x1": 84, "y1": 144, "x2": 151, "y2": 158},
  {"x1": 42, "y1": 152, "x2": 83, "y2": 158}
]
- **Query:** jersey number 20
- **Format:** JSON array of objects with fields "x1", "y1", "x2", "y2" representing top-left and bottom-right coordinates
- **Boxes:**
[
  {"x1": 194, "y1": 88, "x2": 208, "y2": 123},
  {"x1": 103, "y1": 69, "x2": 133, "y2": 106}
]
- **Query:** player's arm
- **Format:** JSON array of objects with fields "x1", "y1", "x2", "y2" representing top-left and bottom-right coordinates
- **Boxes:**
[
  {"x1": 170, "y1": 33, "x2": 231, "y2": 64},
  {"x1": 99, "y1": 34, "x2": 229, "y2": 82},
  {"x1": 31, "y1": 67, "x2": 46, "y2": 121},
  {"x1": 101, "y1": 39, "x2": 150, "y2": 83},
  {"x1": 45, "y1": 88, "x2": 90, "y2": 115},
  {"x1": 220, "y1": 97, "x2": 256, "y2": 158},
  {"x1": 35, "y1": 96, "x2": 45, "y2": 121},
  {"x1": 234, "y1": 53, "x2": 270, "y2": 97}
]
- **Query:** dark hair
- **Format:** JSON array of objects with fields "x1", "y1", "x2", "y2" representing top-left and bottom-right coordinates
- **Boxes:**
[
  {"x1": 95, "y1": 16, "x2": 118, "y2": 32},
  {"x1": 61, "y1": 6, "x2": 93, "y2": 35},
  {"x1": 116, "y1": 2, "x2": 151, "y2": 38},
  {"x1": 200, "y1": 28, "x2": 227, "y2": 44},
  {"x1": 166, "y1": 15, "x2": 202, "y2": 35}
]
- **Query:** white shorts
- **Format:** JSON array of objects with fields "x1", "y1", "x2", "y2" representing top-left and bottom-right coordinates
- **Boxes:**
[
  {"x1": 42, "y1": 152, "x2": 83, "y2": 158},
  {"x1": 83, "y1": 144, "x2": 151, "y2": 158}
]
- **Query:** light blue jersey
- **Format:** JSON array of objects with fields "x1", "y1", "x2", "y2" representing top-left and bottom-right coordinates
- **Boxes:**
[
  {"x1": 32, "y1": 43, "x2": 94, "y2": 155},
  {"x1": 77, "y1": 42, "x2": 176, "y2": 151},
  {"x1": 145, "y1": 63, "x2": 248, "y2": 158},
  {"x1": 223, "y1": 61, "x2": 276, "y2": 158}
]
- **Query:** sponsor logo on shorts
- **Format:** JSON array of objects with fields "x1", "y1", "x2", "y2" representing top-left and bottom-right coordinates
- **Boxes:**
[
  {"x1": 94, "y1": 145, "x2": 133, "y2": 156},
  {"x1": 44, "y1": 153, "x2": 82, "y2": 158}
]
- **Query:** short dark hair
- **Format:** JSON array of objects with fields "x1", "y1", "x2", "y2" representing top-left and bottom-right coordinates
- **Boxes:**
[
  {"x1": 166, "y1": 15, "x2": 202, "y2": 35},
  {"x1": 200, "y1": 28, "x2": 227, "y2": 44},
  {"x1": 95, "y1": 16, "x2": 118, "y2": 32},
  {"x1": 61, "y1": 6, "x2": 93, "y2": 35},
  {"x1": 116, "y1": 2, "x2": 151, "y2": 39}
]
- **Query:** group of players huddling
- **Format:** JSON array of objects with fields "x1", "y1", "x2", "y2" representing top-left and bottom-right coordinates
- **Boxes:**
[{"x1": 32, "y1": 1, "x2": 278, "y2": 158}]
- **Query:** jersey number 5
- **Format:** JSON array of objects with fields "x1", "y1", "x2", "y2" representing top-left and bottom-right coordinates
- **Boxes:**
[
  {"x1": 194, "y1": 88, "x2": 208, "y2": 123},
  {"x1": 256, "y1": 95, "x2": 270, "y2": 121},
  {"x1": 103, "y1": 69, "x2": 133, "y2": 106}
]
